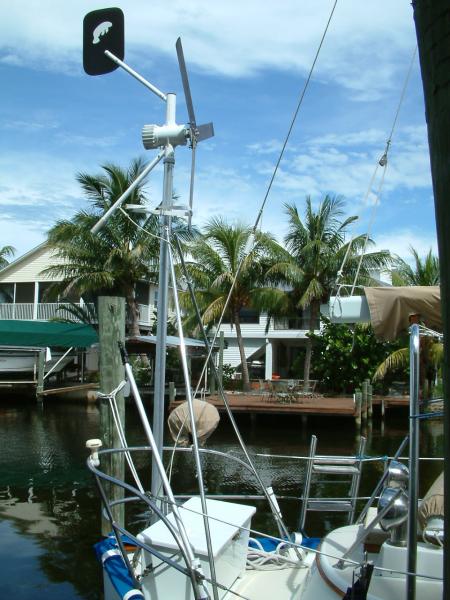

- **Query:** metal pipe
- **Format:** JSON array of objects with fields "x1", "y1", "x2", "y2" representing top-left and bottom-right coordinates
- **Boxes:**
[
  {"x1": 88, "y1": 462, "x2": 197, "y2": 588},
  {"x1": 90, "y1": 150, "x2": 164, "y2": 235},
  {"x1": 43, "y1": 346, "x2": 73, "y2": 380},
  {"x1": 121, "y1": 355, "x2": 208, "y2": 600},
  {"x1": 299, "y1": 435, "x2": 317, "y2": 533},
  {"x1": 173, "y1": 235, "x2": 293, "y2": 544},
  {"x1": 104, "y1": 50, "x2": 167, "y2": 101},
  {"x1": 356, "y1": 435, "x2": 409, "y2": 525},
  {"x1": 167, "y1": 243, "x2": 219, "y2": 600},
  {"x1": 336, "y1": 487, "x2": 404, "y2": 569},
  {"x1": 151, "y1": 145, "x2": 175, "y2": 509},
  {"x1": 407, "y1": 323, "x2": 420, "y2": 600}
]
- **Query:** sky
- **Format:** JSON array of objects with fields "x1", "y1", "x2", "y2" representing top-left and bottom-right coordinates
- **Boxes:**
[{"x1": 0, "y1": 1, "x2": 438, "y2": 262}]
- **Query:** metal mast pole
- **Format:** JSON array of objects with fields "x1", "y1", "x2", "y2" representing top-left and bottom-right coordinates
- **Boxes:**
[
  {"x1": 151, "y1": 93, "x2": 176, "y2": 505},
  {"x1": 407, "y1": 322, "x2": 420, "y2": 600}
]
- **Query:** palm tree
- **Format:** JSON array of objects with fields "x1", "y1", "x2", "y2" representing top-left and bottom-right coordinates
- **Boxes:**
[
  {"x1": 267, "y1": 196, "x2": 391, "y2": 387},
  {"x1": 373, "y1": 335, "x2": 443, "y2": 398},
  {"x1": 391, "y1": 247, "x2": 440, "y2": 286},
  {"x1": 43, "y1": 158, "x2": 163, "y2": 336},
  {"x1": 0, "y1": 245, "x2": 15, "y2": 269},
  {"x1": 182, "y1": 217, "x2": 283, "y2": 392}
]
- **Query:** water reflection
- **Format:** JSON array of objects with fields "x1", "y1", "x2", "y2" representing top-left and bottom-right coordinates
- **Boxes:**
[{"x1": 0, "y1": 400, "x2": 443, "y2": 599}]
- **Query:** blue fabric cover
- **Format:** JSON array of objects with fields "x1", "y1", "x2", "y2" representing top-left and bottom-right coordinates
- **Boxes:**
[
  {"x1": 94, "y1": 536, "x2": 143, "y2": 600},
  {"x1": 248, "y1": 535, "x2": 321, "y2": 551}
]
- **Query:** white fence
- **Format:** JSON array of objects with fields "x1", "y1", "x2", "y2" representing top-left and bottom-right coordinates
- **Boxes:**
[{"x1": 0, "y1": 302, "x2": 157, "y2": 326}]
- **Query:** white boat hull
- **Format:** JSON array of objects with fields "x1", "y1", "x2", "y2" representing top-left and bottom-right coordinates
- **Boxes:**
[{"x1": 0, "y1": 351, "x2": 72, "y2": 374}]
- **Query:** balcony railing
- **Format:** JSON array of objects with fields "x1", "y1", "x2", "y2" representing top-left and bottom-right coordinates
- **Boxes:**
[
  {"x1": 273, "y1": 316, "x2": 320, "y2": 331},
  {"x1": 0, "y1": 302, "x2": 158, "y2": 326}
]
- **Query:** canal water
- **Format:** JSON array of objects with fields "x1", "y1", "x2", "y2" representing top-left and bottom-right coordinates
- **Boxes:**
[{"x1": 0, "y1": 397, "x2": 443, "y2": 600}]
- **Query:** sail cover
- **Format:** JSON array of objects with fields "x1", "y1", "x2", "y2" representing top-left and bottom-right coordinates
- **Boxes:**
[
  {"x1": 168, "y1": 399, "x2": 220, "y2": 447},
  {"x1": 364, "y1": 286, "x2": 441, "y2": 341}
]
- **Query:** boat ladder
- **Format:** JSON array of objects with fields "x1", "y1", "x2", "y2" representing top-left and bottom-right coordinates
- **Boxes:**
[{"x1": 299, "y1": 435, "x2": 366, "y2": 533}]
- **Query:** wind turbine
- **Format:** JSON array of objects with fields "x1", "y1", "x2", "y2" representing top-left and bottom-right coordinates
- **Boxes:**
[{"x1": 82, "y1": 1, "x2": 214, "y2": 544}]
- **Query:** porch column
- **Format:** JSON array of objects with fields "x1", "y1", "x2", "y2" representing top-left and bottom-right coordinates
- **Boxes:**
[
  {"x1": 12, "y1": 283, "x2": 16, "y2": 319},
  {"x1": 33, "y1": 282, "x2": 39, "y2": 320},
  {"x1": 265, "y1": 338, "x2": 273, "y2": 380}
]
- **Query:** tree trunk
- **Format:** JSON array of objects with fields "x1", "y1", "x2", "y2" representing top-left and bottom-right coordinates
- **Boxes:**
[
  {"x1": 303, "y1": 300, "x2": 319, "y2": 391},
  {"x1": 126, "y1": 292, "x2": 141, "y2": 337},
  {"x1": 413, "y1": 1, "x2": 450, "y2": 592},
  {"x1": 234, "y1": 314, "x2": 251, "y2": 392},
  {"x1": 126, "y1": 291, "x2": 150, "y2": 366}
]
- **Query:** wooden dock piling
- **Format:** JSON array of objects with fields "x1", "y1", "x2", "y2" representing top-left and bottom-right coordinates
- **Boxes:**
[
  {"x1": 36, "y1": 349, "x2": 46, "y2": 401},
  {"x1": 362, "y1": 380, "x2": 368, "y2": 422},
  {"x1": 98, "y1": 296, "x2": 126, "y2": 536},
  {"x1": 355, "y1": 389, "x2": 362, "y2": 427},
  {"x1": 367, "y1": 380, "x2": 373, "y2": 419}
]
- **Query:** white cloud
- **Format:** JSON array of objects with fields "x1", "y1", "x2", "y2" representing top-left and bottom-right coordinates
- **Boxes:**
[
  {"x1": 0, "y1": 216, "x2": 47, "y2": 256},
  {"x1": 373, "y1": 229, "x2": 438, "y2": 261},
  {"x1": 251, "y1": 125, "x2": 432, "y2": 206},
  {"x1": 0, "y1": 1, "x2": 416, "y2": 96}
]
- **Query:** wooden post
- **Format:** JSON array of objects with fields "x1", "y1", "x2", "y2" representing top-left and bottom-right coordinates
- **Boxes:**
[
  {"x1": 218, "y1": 331, "x2": 224, "y2": 388},
  {"x1": 209, "y1": 358, "x2": 216, "y2": 395},
  {"x1": 36, "y1": 349, "x2": 46, "y2": 401},
  {"x1": 355, "y1": 390, "x2": 362, "y2": 428},
  {"x1": 381, "y1": 397, "x2": 385, "y2": 419},
  {"x1": 169, "y1": 381, "x2": 176, "y2": 403},
  {"x1": 366, "y1": 379, "x2": 373, "y2": 419},
  {"x1": 98, "y1": 296, "x2": 126, "y2": 536},
  {"x1": 362, "y1": 380, "x2": 368, "y2": 422}
]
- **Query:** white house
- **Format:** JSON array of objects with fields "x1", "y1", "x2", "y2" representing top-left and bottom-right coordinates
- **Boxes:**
[
  {"x1": 214, "y1": 307, "x2": 327, "y2": 381},
  {"x1": 0, "y1": 243, "x2": 159, "y2": 329}
]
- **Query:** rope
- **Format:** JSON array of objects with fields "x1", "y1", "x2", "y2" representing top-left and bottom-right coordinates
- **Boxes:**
[{"x1": 246, "y1": 537, "x2": 304, "y2": 570}]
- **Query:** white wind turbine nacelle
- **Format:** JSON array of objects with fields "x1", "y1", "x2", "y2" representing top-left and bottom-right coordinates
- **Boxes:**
[{"x1": 142, "y1": 123, "x2": 189, "y2": 149}]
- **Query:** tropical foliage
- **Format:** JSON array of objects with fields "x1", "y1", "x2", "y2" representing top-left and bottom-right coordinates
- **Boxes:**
[
  {"x1": 373, "y1": 330, "x2": 443, "y2": 397},
  {"x1": 181, "y1": 217, "x2": 283, "y2": 391},
  {"x1": 392, "y1": 247, "x2": 440, "y2": 286},
  {"x1": 0, "y1": 245, "x2": 15, "y2": 269},
  {"x1": 309, "y1": 318, "x2": 400, "y2": 393},
  {"x1": 375, "y1": 246, "x2": 442, "y2": 396},
  {"x1": 43, "y1": 158, "x2": 166, "y2": 335},
  {"x1": 266, "y1": 196, "x2": 392, "y2": 386}
]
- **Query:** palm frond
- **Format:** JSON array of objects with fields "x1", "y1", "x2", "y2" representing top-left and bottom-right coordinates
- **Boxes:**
[{"x1": 373, "y1": 347, "x2": 409, "y2": 380}]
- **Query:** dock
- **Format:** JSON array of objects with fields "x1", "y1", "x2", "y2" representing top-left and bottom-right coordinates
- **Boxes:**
[{"x1": 169, "y1": 393, "x2": 410, "y2": 418}]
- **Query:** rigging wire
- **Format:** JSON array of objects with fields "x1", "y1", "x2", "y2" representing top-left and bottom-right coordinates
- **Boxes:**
[
  {"x1": 253, "y1": 0, "x2": 339, "y2": 231},
  {"x1": 332, "y1": 46, "x2": 418, "y2": 302},
  {"x1": 187, "y1": 0, "x2": 339, "y2": 386}
]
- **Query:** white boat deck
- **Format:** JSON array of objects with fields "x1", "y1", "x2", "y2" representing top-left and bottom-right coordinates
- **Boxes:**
[{"x1": 232, "y1": 552, "x2": 315, "y2": 600}]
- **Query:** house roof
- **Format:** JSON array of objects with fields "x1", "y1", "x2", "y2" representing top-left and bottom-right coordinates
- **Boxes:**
[
  {"x1": 0, "y1": 242, "x2": 67, "y2": 284},
  {"x1": 0, "y1": 242, "x2": 48, "y2": 277}
]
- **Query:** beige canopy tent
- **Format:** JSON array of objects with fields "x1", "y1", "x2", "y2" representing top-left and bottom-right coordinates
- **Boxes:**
[
  {"x1": 364, "y1": 286, "x2": 442, "y2": 341},
  {"x1": 329, "y1": 286, "x2": 442, "y2": 341}
]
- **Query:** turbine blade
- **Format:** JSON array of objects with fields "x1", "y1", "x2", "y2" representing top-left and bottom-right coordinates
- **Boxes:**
[
  {"x1": 196, "y1": 122, "x2": 215, "y2": 142},
  {"x1": 176, "y1": 37, "x2": 196, "y2": 126}
]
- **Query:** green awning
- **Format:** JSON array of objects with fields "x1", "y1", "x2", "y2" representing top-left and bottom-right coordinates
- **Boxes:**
[{"x1": 0, "y1": 320, "x2": 98, "y2": 348}]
